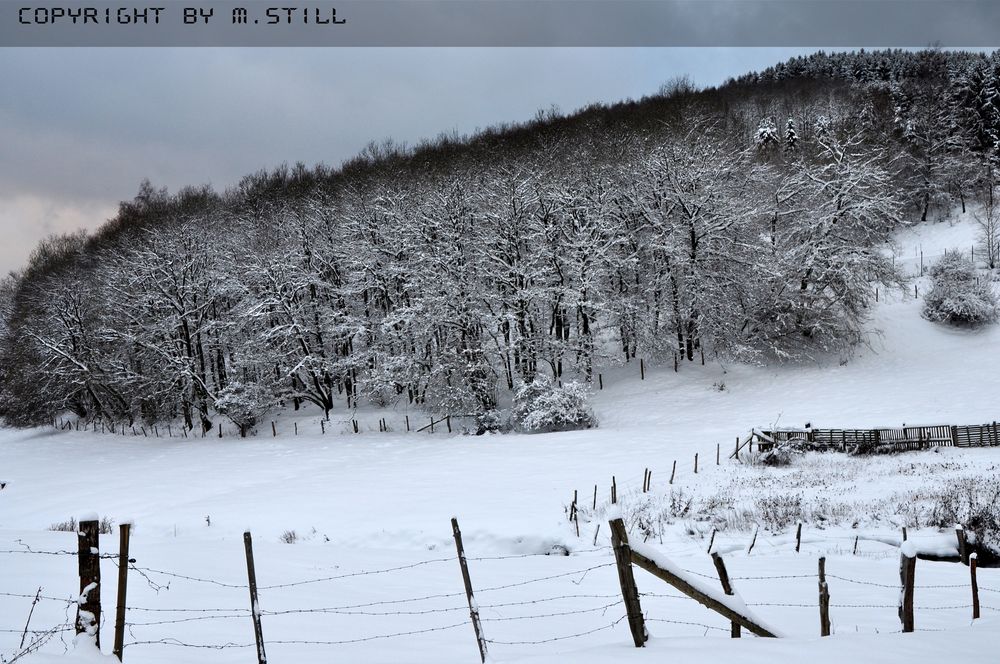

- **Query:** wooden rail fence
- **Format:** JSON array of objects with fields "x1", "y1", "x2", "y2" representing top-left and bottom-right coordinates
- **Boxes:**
[{"x1": 732, "y1": 420, "x2": 1000, "y2": 458}]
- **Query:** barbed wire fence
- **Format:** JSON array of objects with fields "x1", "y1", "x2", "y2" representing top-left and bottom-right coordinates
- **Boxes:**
[{"x1": 1, "y1": 520, "x2": 997, "y2": 663}]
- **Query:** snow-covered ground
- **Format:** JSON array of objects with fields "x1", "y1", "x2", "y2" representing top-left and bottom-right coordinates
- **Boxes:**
[{"x1": 2, "y1": 217, "x2": 1000, "y2": 662}]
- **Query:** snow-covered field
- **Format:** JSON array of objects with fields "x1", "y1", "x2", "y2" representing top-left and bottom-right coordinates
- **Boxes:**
[{"x1": 3, "y1": 217, "x2": 1000, "y2": 662}]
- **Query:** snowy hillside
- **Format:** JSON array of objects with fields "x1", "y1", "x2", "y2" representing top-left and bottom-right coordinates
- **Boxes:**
[{"x1": 2, "y1": 217, "x2": 1000, "y2": 662}]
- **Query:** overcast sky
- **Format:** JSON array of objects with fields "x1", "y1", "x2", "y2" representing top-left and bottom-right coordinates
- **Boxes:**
[{"x1": 0, "y1": 46, "x2": 871, "y2": 274}]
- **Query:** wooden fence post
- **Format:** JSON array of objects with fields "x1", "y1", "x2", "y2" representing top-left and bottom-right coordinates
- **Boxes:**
[
  {"x1": 669, "y1": 460, "x2": 676, "y2": 485},
  {"x1": 76, "y1": 519, "x2": 101, "y2": 647},
  {"x1": 711, "y1": 552, "x2": 739, "y2": 638},
  {"x1": 611, "y1": 476, "x2": 617, "y2": 504},
  {"x1": 113, "y1": 523, "x2": 131, "y2": 661},
  {"x1": 609, "y1": 518, "x2": 647, "y2": 647},
  {"x1": 640, "y1": 358, "x2": 645, "y2": 380},
  {"x1": 447, "y1": 415, "x2": 452, "y2": 433},
  {"x1": 818, "y1": 556, "x2": 831, "y2": 636},
  {"x1": 694, "y1": 453, "x2": 698, "y2": 474},
  {"x1": 747, "y1": 526, "x2": 759, "y2": 555},
  {"x1": 899, "y1": 548, "x2": 916, "y2": 633},
  {"x1": 406, "y1": 415, "x2": 410, "y2": 432},
  {"x1": 707, "y1": 528, "x2": 716, "y2": 554},
  {"x1": 956, "y1": 526, "x2": 969, "y2": 565},
  {"x1": 716, "y1": 443, "x2": 720, "y2": 466},
  {"x1": 243, "y1": 532, "x2": 267, "y2": 664},
  {"x1": 598, "y1": 373, "x2": 603, "y2": 390},
  {"x1": 795, "y1": 523, "x2": 802, "y2": 553},
  {"x1": 971, "y1": 553, "x2": 980, "y2": 620},
  {"x1": 593, "y1": 484, "x2": 598, "y2": 510},
  {"x1": 451, "y1": 518, "x2": 488, "y2": 663}
]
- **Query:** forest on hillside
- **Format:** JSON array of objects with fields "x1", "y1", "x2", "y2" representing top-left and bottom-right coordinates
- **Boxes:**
[{"x1": 2, "y1": 49, "x2": 999, "y2": 433}]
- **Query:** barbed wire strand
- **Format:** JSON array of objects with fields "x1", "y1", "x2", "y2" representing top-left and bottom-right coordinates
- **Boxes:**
[{"x1": 485, "y1": 615, "x2": 626, "y2": 645}]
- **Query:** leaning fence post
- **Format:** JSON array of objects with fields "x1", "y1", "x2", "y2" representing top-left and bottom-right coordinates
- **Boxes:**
[
  {"x1": 818, "y1": 556, "x2": 831, "y2": 636},
  {"x1": 243, "y1": 532, "x2": 267, "y2": 664},
  {"x1": 971, "y1": 552, "x2": 980, "y2": 620},
  {"x1": 899, "y1": 546, "x2": 916, "y2": 633},
  {"x1": 76, "y1": 518, "x2": 101, "y2": 647},
  {"x1": 609, "y1": 518, "x2": 647, "y2": 647},
  {"x1": 711, "y1": 552, "x2": 740, "y2": 638},
  {"x1": 795, "y1": 523, "x2": 802, "y2": 553},
  {"x1": 113, "y1": 523, "x2": 132, "y2": 661},
  {"x1": 451, "y1": 518, "x2": 488, "y2": 663}
]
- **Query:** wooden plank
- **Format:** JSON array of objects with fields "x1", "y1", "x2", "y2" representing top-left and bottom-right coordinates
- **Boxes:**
[{"x1": 626, "y1": 545, "x2": 778, "y2": 637}]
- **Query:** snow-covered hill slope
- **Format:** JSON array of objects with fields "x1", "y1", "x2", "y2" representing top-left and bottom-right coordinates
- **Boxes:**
[{"x1": 2, "y1": 217, "x2": 999, "y2": 662}]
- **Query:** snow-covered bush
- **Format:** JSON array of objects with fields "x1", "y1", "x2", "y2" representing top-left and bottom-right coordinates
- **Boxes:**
[
  {"x1": 759, "y1": 438, "x2": 806, "y2": 466},
  {"x1": 511, "y1": 375, "x2": 596, "y2": 434},
  {"x1": 922, "y1": 251, "x2": 998, "y2": 326},
  {"x1": 474, "y1": 408, "x2": 506, "y2": 435},
  {"x1": 214, "y1": 381, "x2": 274, "y2": 432},
  {"x1": 928, "y1": 477, "x2": 1000, "y2": 564}
]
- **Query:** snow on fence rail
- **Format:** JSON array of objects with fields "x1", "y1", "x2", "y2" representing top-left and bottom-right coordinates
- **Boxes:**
[{"x1": 2, "y1": 519, "x2": 998, "y2": 663}]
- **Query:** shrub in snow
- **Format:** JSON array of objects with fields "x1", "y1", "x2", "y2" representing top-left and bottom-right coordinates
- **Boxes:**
[
  {"x1": 511, "y1": 375, "x2": 596, "y2": 434},
  {"x1": 928, "y1": 477, "x2": 1000, "y2": 564},
  {"x1": 922, "y1": 251, "x2": 998, "y2": 326},
  {"x1": 758, "y1": 438, "x2": 821, "y2": 466},
  {"x1": 474, "y1": 408, "x2": 506, "y2": 435},
  {"x1": 214, "y1": 381, "x2": 274, "y2": 431}
]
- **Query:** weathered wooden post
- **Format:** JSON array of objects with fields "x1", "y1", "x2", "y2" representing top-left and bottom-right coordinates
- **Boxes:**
[
  {"x1": 76, "y1": 518, "x2": 101, "y2": 647},
  {"x1": 451, "y1": 518, "x2": 488, "y2": 663},
  {"x1": 640, "y1": 358, "x2": 645, "y2": 380},
  {"x1": 243, "y1": 532, "x2": 267, "y2": 664},
  {"x1": 956, "y1": 525, "x2": 969, "y2": 565},
  {"x1": 899, "y1": 546, "x2": 916, "y2": 633},
  {"x1": 795, "y1": 523, "x2": 802, "y2": 553},
  {"x1": 711, "y1": 552, "x2": 739, "y2": 637},
  {"x1": 818, "y1": 556, "x2": 830, "y2": 636},
  {"x1": 971, "y1": 552, "x2": 980, "y2": 620},
  {"x1": 113, "y1": 523, "x2": 132, "y2": 660},
  {"x1": 747, "y1": 525, "x2": 759, "y2": 555},
  {"x1": 669, "y1": 460, "x2": 676, "y2": 484},
  {"x1": 609, "y1": 518, "x2": 647, "y2": 647}
]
